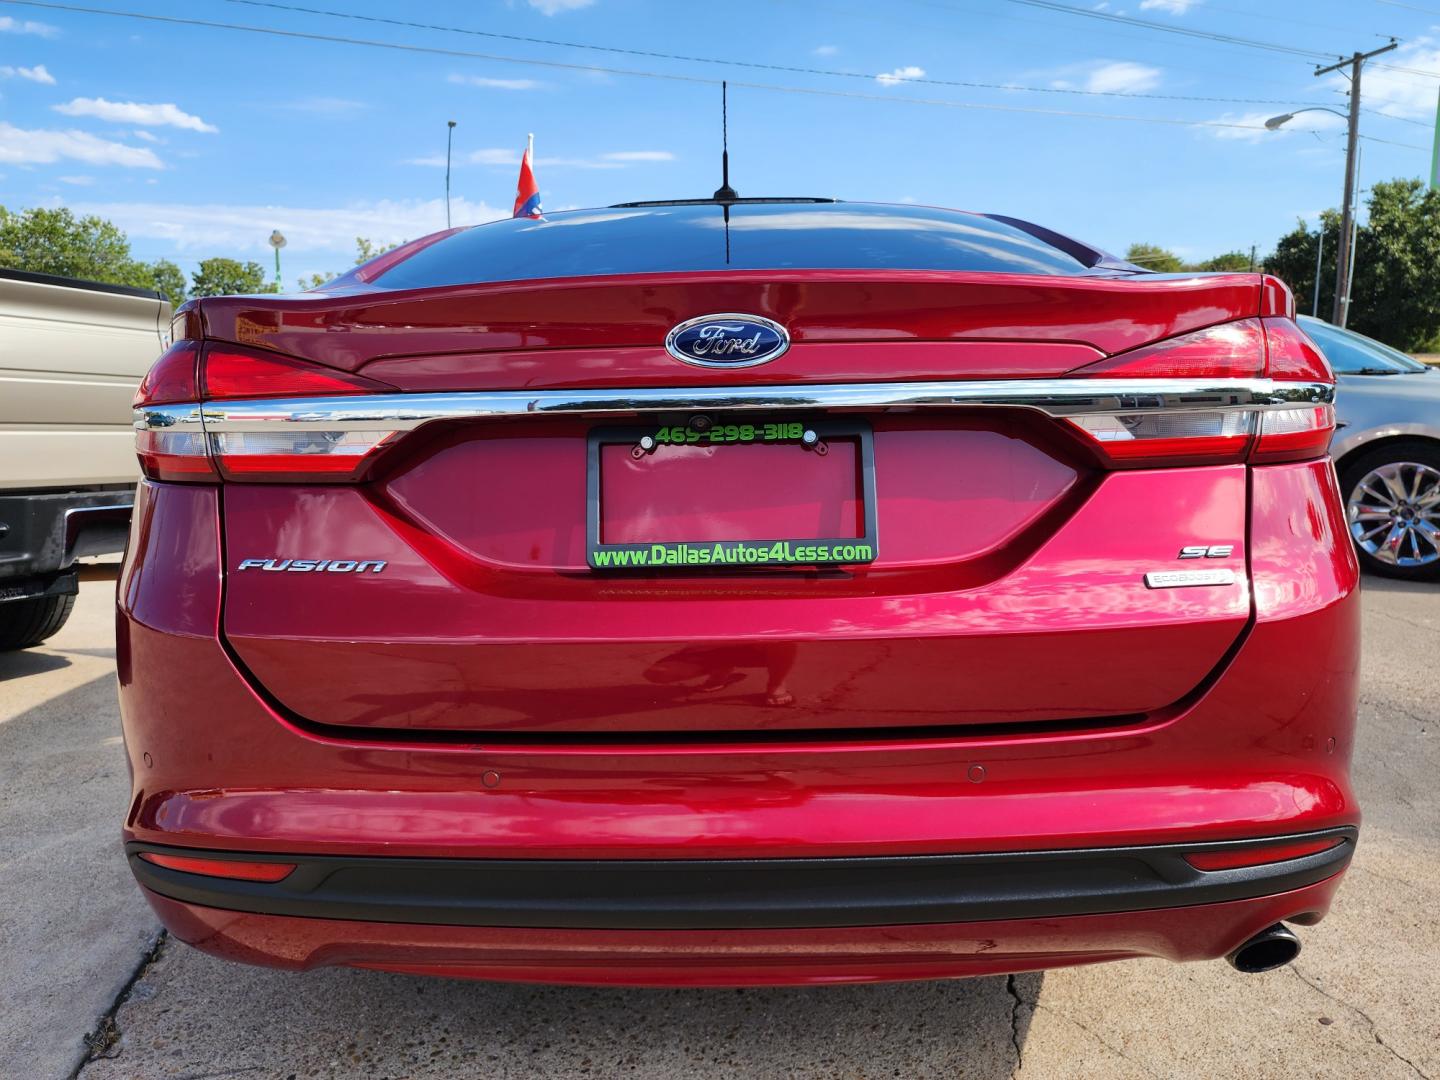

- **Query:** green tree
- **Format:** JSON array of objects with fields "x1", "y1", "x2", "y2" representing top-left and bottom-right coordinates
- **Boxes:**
[
  {"x1": 0, "y1": 205, "x2": 173, "y2": 293},
  {"x1": 1124, "y1": 243, "x2": 1185, "y2": 273},
  {"x1": 354, "y1": 236, "x2": 401, "y2": 264},
  {"x1": 1267, "y1": 180, "x2": 1440, "y2": 350},
  {"x1": 1350, "y1": 178, "x2": 1440, "y2": 349},
  {"x1": 190, "y1": 257, "x2": 275, "y2": 298},
  {"x1": 1193, "y1": 251, "x2": 1254, "y2": 272},
  {"x1": 297, "y1": 237, "x2": 404, "y2": 292},
  {"x1": 135, "y1": 259, "x2": 187, "y2": 306},
  {"x1": 1266, "y1": 213, "x2": 1341, "y2": 324}
]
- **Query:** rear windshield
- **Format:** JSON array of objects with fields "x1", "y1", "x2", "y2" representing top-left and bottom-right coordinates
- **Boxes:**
[{"x1": 373, "y1": 202, "x2": 1093, "y2": 289}]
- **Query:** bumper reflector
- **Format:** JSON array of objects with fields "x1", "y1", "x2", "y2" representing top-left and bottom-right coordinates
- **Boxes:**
[
  {"x1": 138, "y1": 851, "x2": 296, "y2": 882},
  {"x1": 1184, "y1": 836, "x2": 1342, "y2": 871}
]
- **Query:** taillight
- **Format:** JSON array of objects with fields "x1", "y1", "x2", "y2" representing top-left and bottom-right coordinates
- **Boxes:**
[
  {"x1": 1078, "y1": 319, "x2": 1265, "y2": 380},
  {"x1": 133, "y1": 342, "x2": 398, "y2": 483},
  {"x1": 1253, "y1": 319, "x2": 1336, "y2": 463},
  {"x1": 133, "y1": 342, "x2": 199, "y2": 407},
  {"x1": 1064, "y1": 317, "x2": 1335, "y2": 468}
]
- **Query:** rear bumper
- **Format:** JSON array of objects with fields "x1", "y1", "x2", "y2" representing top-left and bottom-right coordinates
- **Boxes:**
[
  {"x1": 128, "y1": 829, "x2": 1355, "y2": 931},
  {"x1": 119, "y1": 461, "x2": 1362, "y2": 982},
  {"x1": 0, "y1": 486, "x2": 133, "y2": 587},
  {"x1": 142, "y1": 874, "x2": 1346, "y2": 986}
]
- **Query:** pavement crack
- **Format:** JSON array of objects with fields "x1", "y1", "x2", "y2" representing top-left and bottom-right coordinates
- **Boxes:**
[
  {"x1": 70, "y1": 929, "x2": 168, "y2": 1079},
  {"x1": 1028, "y1": 1000, "x2": 1164, "y2": 1079},
  {"x1": 1289, "y1": 965, "x2": 1431, "y2": 1080},
  {"x1": 1005, "y1": 974, "x2": 1025, "y2": 1072}
]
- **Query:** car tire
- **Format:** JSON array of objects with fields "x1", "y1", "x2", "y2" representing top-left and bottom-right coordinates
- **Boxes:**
[
  {"x1": 1338, "y1": 440, "x2": 1440, "y2": 582},
  {"x1": 0, "y1": 592, "x2": 77, "y2": 651}
]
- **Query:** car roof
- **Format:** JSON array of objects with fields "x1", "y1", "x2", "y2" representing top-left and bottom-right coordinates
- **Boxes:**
[{"x1": 368, "y1": 199, "x2": 1141, "y2": 291}]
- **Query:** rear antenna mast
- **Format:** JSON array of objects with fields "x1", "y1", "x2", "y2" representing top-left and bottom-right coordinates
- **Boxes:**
[{"x1": 713, "y1": 81, "x2": 739, "y2": 201}]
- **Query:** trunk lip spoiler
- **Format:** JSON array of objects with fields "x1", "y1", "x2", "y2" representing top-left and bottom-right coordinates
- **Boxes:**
[{"x1": 138, "y1": 378, "x2": 1333, "y2": 435}]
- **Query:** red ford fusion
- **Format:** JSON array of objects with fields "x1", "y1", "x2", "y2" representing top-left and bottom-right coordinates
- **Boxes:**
[{"x1": 119, "y1": 199, "x2": 1359, "y2": 985}]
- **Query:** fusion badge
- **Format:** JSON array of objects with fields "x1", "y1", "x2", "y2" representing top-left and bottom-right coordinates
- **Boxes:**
[
  {"x1": 237, "y1": 559, "x2": 387, "y2": 573},
  {"x1": 665, "y1": 313, "x2": 790, "y2": 368}
]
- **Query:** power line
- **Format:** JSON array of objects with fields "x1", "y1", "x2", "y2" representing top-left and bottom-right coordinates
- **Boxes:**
[
  {"x1": 3, "y1": 0, "x2": 1432, "y2": 152},
  {"x1": 0, "y1": 0, "x2": 1335, "y2": 133},
  {"x1": 1005, "y1": 0, "x2": 1440, "y2": 82},
  {"x1": 1003, "y1": 0, "x2": 1338, "y2": 62},
  {"x1": 218, "y1": 0, "x2": 1335, "y2": 109},
  {"x1": 1360, "y1": 133, "x2": 1431, "y2": 150}
]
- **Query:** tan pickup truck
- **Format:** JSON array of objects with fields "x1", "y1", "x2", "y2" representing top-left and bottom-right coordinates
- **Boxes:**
[{"x1": 0, "y1": 268, "x2": 170, "y2": 649}]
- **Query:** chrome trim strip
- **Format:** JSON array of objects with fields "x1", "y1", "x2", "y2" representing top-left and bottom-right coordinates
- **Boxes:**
[{"x1": 135, "y1": 379, "x2": 1333, "y2": 435}]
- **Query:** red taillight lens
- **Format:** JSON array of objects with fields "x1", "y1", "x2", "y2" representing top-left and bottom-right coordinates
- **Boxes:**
[
  {"x1": 1264, "y1": 318, "x2": 1334, "y2": 382},
  {"x1": 203, "y1": 348, "x2": 388, "y2": 400},
  {"x1": 137, "y1": 851, "x2": 295, "y2": 882},
  {"x1": 1185, "y1": 836, "x2": 1342, "y2": 872},
  {"x1": 133, "y1": 343, "x2": 398, "y2": 483},
  {"x1": 135, "y1": 429, "x2": 218, "y2": 482},
  {"x1": 133, "y1": 342, "x2": 199, "y2": 408},
  {"x1": 1077, "y1": 318, "x2": 1265, "y2": 379}
]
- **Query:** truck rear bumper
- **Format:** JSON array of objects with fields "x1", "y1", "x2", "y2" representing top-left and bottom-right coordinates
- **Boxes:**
[{"x1": 0, "y1": 487, "x2": 133, "y2": 587}]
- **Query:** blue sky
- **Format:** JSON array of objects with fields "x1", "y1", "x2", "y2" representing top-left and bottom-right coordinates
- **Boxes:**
[{"x1": 2, "y1": 0, "x2": 1439, "y2": 285}]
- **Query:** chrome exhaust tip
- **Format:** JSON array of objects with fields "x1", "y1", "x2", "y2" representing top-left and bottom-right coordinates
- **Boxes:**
[{"x1": 1227, "y1": 923, "x2": 1301, "y2": 973}]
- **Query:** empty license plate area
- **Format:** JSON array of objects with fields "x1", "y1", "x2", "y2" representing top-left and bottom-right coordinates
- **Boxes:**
[{"x1": 587, "y1": 418, "x2": 878, "y2": 570}]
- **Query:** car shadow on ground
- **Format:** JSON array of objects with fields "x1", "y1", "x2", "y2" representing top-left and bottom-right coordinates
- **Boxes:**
[{"x1": 0, "y1": 647, "x2": 71, "y2": 681}]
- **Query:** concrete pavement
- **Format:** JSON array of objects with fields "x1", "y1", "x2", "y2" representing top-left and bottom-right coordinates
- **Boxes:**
[{"x1": 1, "y1": 568, "x2": 1435, "y2": 1079}]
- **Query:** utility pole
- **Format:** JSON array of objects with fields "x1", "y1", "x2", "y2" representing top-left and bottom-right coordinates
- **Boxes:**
[
  {"x1": 1431, "y1": 87, "x2": 1439, "y2": 191},
  {"x1": 1315, "y1": 40, "x2": 1396, "y2": 328}
]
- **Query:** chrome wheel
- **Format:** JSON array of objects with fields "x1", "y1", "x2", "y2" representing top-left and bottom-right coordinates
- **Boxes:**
[{"x1": 1347, "y1": 461, "x2": 1440, "y2": 568}]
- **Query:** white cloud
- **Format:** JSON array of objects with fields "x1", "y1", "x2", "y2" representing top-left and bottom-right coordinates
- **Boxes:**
[
  {"x1": 876, "y1": 65, "x2": 925, "y2": 87},
  {"x1": 409, "y1": 147, "x2": 673, "y2": 169},
  {"x1": 1083, "y1": 61, "x2": 1161, "y2": 93},
  {"x1": 0, "y1": 123, "x2": 163, "y2": 168},
  {"x1": 0, "y1": 64, "x2": 55, "y2": 85},
  {"x1": 813, "y1": 45, "x2": 839, "y2": 57},
  {"x1": 1139, "y1": 0, "x2": 1199, "y2": 12},
  {"x1": 0, "y1": 15, "x2": 59, "y2": 36},
  {"x1": 57, "y1": 175, "x2": 94, "y2": 185},
  {"x1": 67, "y1": 197, "x2": 505, "y2": 257},
  {"x1": 131, "y1": 129, "x2": 160, "y2": 143},
  {"x1": 53, "y1": 98, "x2": 218, "y2": 133},
  {"x1": 447, "y1": 73, "x2": 544, "y2": 91},
  {"x1": 1039, "y1": 59, "x2": 1162, "y2": 94},
  {"x1": 525, "y1": 0, "x2": 594, "y2": 12},
  {"x1": 1336, "y1": 38, "x2": 1440, "y2": 120}
]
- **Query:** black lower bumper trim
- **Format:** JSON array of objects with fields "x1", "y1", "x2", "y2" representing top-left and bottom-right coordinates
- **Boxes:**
[{"x1": 127, "y1": 828, "x2": 1356, "y2": 931}]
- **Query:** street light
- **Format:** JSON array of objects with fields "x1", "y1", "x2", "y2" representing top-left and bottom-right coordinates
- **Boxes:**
[
  {"x1": 268, "y1": 230, "x2": 286, "y2": 293},
  {"x1": 1264, "y1": 107, "x2": 1348, "y2": 131},
  {"x1": 1264, "y1": 108, "x2": 1352, "y2": 319}
]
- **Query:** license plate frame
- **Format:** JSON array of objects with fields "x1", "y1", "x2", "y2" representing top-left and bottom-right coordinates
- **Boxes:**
[{"x1": 586, "y1": 418, "x2": 878, "y2": 571}]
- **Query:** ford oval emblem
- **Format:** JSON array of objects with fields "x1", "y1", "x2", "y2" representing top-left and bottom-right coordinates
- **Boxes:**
[{"x1": 665, "y1": 313, "x2": 790, "y2": 368}]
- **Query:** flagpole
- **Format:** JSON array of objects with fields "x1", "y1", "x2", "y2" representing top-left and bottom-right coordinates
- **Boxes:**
[{"x1": 528, "y1": 132, "x2": 534, "y2": 166}]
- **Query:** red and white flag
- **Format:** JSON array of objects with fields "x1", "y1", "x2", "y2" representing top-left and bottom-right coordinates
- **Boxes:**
[{"x1": 513, "y1": 134, "x2": 542, "y2": 219}]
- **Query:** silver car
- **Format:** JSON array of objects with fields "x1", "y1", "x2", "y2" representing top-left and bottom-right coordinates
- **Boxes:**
[{"x1": 1301, "y1": 315, "x2": 1440, "y2": 581}]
